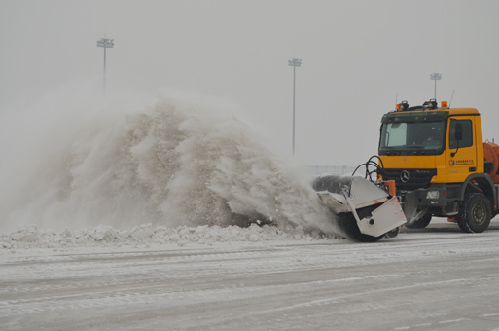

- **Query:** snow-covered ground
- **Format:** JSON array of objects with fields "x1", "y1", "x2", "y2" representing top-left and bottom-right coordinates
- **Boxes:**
[{"x1": 2, "y1": 218, "x2": 499, "y2": 331}]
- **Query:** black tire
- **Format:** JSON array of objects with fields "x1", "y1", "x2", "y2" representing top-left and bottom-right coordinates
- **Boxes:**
[
  {"x1": 457, "y1": 193, "x2": 491, "y2": 233},
  {"x1": 406, "y1": 213, "x2": 432, "y2": 229},
  {"x1": 337, "y1": 209, "x2": 383, "y2": 242},
  {"x1": 384, "y1": 227, "x2": 400, "y2": 238}
]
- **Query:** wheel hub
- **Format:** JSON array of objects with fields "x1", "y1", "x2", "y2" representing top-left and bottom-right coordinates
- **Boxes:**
[{"x1": 471, "y1": 202, "x2": 486, "y2": 225}]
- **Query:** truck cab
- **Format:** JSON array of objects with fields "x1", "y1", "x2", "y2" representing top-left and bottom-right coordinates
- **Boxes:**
[{"x1": 377, "y1": 99, "x2": 498, "y2": 233}]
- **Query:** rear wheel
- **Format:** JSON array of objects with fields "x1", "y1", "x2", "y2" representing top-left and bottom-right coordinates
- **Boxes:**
[
  {"x1": 457, "y1": 193, "x2": 491, "y2": 233},
  {"x1": 406, "y1": 212, "x2": 432, "y2": 229}
]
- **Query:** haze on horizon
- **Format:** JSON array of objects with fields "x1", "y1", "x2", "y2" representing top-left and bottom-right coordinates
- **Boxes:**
[{"x1": 1, "y1": 0, "x2": 498, "y2": 166}]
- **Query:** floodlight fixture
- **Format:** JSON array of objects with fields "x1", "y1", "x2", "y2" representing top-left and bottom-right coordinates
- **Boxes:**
[
  {"x1": 97, "y1": 38, "x2": 115, "y2": 48},
  {"x1": 288, "y1": 58, "x2": 302, "y2": 67}
]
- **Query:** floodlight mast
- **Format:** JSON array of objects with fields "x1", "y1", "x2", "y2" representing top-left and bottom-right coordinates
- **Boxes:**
[
  {"x1": 430, "y1": 72, "x2": 442, "y2": 100},
  {"x1": 288, "y1": 58, "x2": 302, "y2": 155},
  {"x1": 97, "y1": 38, "x2": 115, "y2": 96}
]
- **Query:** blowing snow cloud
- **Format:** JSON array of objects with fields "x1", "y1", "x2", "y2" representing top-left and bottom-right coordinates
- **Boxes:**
[{"x1": 0, "y1": 93, "x2": 338, "y2": 236}]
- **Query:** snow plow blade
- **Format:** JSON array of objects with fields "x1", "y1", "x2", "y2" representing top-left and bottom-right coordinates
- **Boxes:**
[{"x1": 312, "y1": 175, "x2": 407, "y2": 241}]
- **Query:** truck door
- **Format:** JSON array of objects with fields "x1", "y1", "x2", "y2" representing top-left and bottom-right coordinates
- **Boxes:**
[{"x1": 445, "y1": 117, "x2": 477, "y2": 183}]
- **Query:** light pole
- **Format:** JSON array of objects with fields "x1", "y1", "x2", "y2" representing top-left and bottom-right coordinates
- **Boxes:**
[
  {"x1": 288, "y1": 58, "x2": 302, "y2": 155},
  {"x1": 97, "y1": 38, "x2": 115, "y2": 96},
  {"x1": 430, "y1": 72, "x2": 442, "y2": 100}
]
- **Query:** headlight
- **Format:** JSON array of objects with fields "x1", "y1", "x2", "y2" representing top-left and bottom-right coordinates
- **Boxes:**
[{"x1": 426, "y1": 191, "x2": 440, "y2": 200}]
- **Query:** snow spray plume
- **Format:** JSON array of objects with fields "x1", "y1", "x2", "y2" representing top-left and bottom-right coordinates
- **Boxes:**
[{"x1": 0, "y1": 95, "x2": 339, "y2": 236}]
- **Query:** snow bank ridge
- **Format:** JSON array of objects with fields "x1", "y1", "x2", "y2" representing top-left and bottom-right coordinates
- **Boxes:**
[{"x1": 1, "y1": 223, "x2": 335, "y2": 250}]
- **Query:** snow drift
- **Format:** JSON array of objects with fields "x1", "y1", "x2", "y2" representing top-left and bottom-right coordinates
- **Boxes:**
[{"x1": 0, "y1": 91, "x2": 339, "y2": 237}]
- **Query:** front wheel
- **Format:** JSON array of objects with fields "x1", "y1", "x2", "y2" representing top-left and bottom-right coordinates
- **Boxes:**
[
  {"x1": 405, "y1": 212, "x2": 432, "y2": 229},
  {"x1": 457, "y1": 193, "x2": 491, "y2": 233}
]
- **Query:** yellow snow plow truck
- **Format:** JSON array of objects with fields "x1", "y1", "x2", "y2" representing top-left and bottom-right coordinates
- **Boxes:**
[{"x1": 313, "y1": 99, "x2": 499, "y2": 241}]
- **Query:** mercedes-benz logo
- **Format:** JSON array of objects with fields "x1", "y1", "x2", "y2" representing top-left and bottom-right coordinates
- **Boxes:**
[{"x1": 400, "y1": 170, "x2": 410, "y2": 183}]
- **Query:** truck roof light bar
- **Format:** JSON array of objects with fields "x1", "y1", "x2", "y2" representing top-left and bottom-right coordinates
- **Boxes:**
[
  {"x1": 396, "y1": 100, "x2": 409, "y2": 111},
  {"x1": 423, "y1": 98, "x2": 438, "y2": 109}
]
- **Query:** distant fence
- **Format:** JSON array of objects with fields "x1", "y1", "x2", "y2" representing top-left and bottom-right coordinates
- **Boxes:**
[{"x1": 307, "y1": 165, "x2": 357, "y2": 176}]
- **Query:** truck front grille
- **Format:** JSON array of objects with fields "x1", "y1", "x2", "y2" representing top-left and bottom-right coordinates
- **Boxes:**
[{"x1": 380, "y1": 168, "x2": 437, "y2": 191}]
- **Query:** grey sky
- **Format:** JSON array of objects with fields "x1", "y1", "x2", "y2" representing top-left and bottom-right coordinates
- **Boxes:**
[{"x1": 1, "y1": 0, "x2": 498, "y2": 165}]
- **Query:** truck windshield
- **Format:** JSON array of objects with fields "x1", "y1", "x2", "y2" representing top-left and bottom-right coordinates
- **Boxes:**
[{"x1": 379, "y1": 121, "x2": 445, "y2": 155}]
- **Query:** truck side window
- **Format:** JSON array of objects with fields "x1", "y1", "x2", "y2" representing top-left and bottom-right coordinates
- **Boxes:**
[{"x1": 449, "y1": 120, "x2": 473, "y2": 149}]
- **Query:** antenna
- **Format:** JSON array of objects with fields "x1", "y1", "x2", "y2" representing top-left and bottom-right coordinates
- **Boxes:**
[{"x1": 449, "y1": 90, "x2": 455, "y2": 108}]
